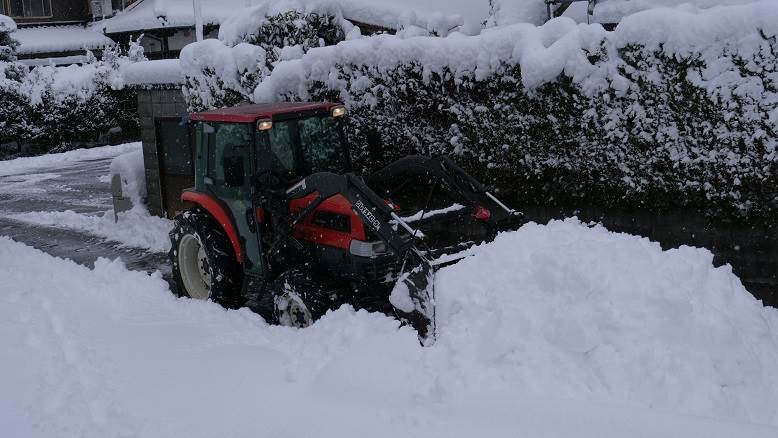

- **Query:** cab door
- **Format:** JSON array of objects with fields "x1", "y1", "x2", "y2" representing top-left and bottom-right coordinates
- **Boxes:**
[{"x1": 201, "y1": 122, "x2": 264, "y2": 274}]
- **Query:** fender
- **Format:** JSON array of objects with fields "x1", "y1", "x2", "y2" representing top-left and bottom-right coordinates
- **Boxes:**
[{"x1": 181, "y1": 190, "x2": 243, "y2": 263}]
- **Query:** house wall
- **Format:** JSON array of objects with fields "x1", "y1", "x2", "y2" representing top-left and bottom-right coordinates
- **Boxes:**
[
  {"x1": 7, "y1": 0, "x2": 90, "y2": 25},
  {"x1": 136, "y1": 88, "x2": 188, "y2": 217}
]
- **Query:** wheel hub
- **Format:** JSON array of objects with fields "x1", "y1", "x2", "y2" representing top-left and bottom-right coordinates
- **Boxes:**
[{"x1": 178, "y1": 234, "x2": 211, "y2": 300}]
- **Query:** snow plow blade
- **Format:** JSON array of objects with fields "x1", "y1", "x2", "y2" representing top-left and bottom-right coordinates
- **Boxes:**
[{"x1": 390, "y1": 250, "x2": 436, "y2": 345}]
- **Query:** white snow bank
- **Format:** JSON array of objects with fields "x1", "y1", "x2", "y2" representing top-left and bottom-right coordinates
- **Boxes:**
[
  {"x1": 0, "y1": 13, "x2": 16, "y2": 32},
  {"x1": 12, "y1": 25, "x2": 114, "y2": 55},
  {"x1": 120, "y1": 59, "x2": 184, "y2": 86},
  {"x1": 109, "y1": 148, "x2": 147, "y2": 207},
  {"x1": 3, "y1": 220, "x2": 778, "y2": 437},
  {"x1": 0, "y1": 142, "x2": 139, "y2": 177},
  {"x1": 2, "y1": 208, "x2": 171, "y2": 252}
]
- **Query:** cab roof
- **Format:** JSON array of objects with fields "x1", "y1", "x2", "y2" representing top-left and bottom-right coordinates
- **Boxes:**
[{"x1": 189, "y1": 102, "x2": 340, "y2": 123}]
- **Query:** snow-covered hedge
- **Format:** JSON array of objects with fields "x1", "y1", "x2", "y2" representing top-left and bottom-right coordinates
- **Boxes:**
[
  {"x1": 0, "y1": 40, "x2": 144, "y2": 158},
  {"x1": 252, "y1": 3, "x2": 778, "y2": 220},
  {"x1": 0, "y1": 14, "x2": 18, "y2": 62},
  {"x1": 182, "y1": 4, "x2": 351, "y2": 111}
]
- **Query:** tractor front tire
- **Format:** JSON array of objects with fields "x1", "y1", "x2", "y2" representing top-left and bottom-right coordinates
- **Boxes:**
[
  {"x1": 272, "y1": 271, "x2": 333, "y2": 328},
  {"x1": 169, "y1": 207, "x2": 243, "y2": 308}
]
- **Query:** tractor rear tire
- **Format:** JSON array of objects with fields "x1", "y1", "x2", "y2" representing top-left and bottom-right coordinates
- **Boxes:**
[
  {"x1": 272, "y1": 270, "x2": 333, "y2": 328},
  {"x1": 169, "y1": 207, "x2": 243, "y2": 308}
]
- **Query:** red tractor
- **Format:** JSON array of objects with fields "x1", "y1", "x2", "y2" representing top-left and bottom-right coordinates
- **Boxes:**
[{"x1": 169, "y1": 102, "x2": 518, "y2": 343}]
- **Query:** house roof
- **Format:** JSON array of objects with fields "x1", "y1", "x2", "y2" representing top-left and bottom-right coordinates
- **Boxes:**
[
  {"x1": 13, "y1": 25, "x2": 114, "y2": 55},
  {"x1": 189, "y1": 102, "x2": 341, "y2": 123}
]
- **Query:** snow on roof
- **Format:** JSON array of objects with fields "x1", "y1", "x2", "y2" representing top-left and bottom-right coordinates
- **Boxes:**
[
  {"x1": 94, "y1": 0, "x2": 491, "y2": 36},
  {"x1": 120, "y1": 59, "x2": 184, "y2": 86},
  {"x1": 13, "y1": 25, "x2": 115, "y2": 55},
  {"x1": 592, "y1": 0, "x2": 763, "y2": 23},
  {"x1": 0, "y1": 13, "x2": 17, "y2": 32},
  {"x1": 93, "y1": 0, "x2": 249, "y2": 34}
]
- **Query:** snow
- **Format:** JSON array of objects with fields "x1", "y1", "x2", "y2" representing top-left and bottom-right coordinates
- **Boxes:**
[
  {"x1": 2, "y1": 219, "x2": 778, "y2": 436},
  {"x1": 0, "y1": 143, "x2": 172, "y2": 252},
  {"x1": 254, "y1": 1, "x2": 778, "y2": 98},
  {"x1": 93, "y1": 0, "x2": 252, "y2": 34},
  {"x1": 593, "y1": 0, "x2": 763, "y2": 23},
  {"x1": 0, "y1": 13, "x2": 16, "y2": 32},
  {"x1": 3, "y1": 208, "x2": 172, "y2": 252},
  {"x1": 17, "y1": 54, "x2": 91, "y2": 67},
  {"x1": 489, "y1": 0, "x2": 548, "y2": 26},
  {"x1": 120, "y1": 58, "x2": 184, "y2": 86},
  {"x1": 97, "y1": 0, "x2": 491, "y2": 37},
  {"x1": 0, "y1": 143, "x2": 139, "y2": 178},
  {"x1": 109, "y1": 148, "x2": 147, "y2": 207},
  {"x1": 12, "y1": 25, "x2": 115, "y2": 55},
  {"x1": 400, "y1": 203, "x2": 465, "y2": 223}
]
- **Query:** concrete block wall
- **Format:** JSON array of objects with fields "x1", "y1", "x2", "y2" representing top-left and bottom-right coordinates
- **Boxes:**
[{"x1": 136, "y1": 88, "x2": 188, "y2": 217}]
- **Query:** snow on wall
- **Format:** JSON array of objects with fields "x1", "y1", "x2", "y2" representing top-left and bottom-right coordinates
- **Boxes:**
[
  {"x1": 109, "y1": 146, "x2": 146, "y2": 207},
  {"x1": 120, "y1": 59, "x2": 184, "y2": 86},
  {"x1": 12, "y1": 25, "x2": 114, "y2": 55},
  {"x1": 2, "y1": 219, "x2": 778, "y2": 436}
]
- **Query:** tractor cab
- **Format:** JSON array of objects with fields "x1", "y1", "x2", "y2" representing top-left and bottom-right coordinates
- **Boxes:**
[{"x1": 185, "y1": 102, "x2": 350, "y2": 275}]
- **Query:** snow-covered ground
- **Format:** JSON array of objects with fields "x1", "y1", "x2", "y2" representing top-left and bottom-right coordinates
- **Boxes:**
[
  {"x1": 0, "y1": 143, "x2": 171, "y2": 253},
  {"x1": 2, "y1": 219, "x2": 777, "y2": 437}
]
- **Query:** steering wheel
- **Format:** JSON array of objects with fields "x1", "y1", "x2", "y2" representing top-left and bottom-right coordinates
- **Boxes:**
[{"x1": 254, "y1": 167, "x2": 289, "y2": 190}]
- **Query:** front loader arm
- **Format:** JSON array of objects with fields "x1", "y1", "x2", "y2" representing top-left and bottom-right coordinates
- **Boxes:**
[
  {"x1": 367, "y1": 155, "x2": 519, "y2": 225},
  {"x1": 285, "y1": 172, "x2": 418, "y2": 256},
  {"x1": 283, "y1": 172, "x2": 437, "y2": 343}
]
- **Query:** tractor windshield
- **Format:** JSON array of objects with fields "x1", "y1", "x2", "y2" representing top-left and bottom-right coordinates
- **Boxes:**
[{"x1": 260, "y1": 115, "x2": 349, "y2": 182}]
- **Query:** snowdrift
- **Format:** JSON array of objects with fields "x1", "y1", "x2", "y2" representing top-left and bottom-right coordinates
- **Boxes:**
[{"x1": 2, "y1": 220, "x2": 778, "y2": 437}]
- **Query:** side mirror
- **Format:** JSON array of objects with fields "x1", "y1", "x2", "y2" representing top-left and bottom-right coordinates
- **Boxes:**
[{"x1": 223, "y1": 155, "x2": 245, "y2": 187}]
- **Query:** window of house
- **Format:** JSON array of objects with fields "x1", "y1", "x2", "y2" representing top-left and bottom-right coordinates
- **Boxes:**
[{"x1": 8, "y1": 0, "x2": 52, "y2": 18}]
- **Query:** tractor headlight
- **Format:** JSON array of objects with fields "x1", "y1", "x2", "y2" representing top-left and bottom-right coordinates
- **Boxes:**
[
  {"x1": 331, "y1": 105, "x2": 346, "y2": 118},
  {"x1": 257, "y1": 119, "x2": 273, "y2": 131},
  {"x1": 349, "y1": 239, "x2": 387, "y2": 258}
]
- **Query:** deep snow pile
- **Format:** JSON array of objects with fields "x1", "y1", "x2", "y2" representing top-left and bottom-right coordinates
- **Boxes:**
[{"x1": 2, "y1": 220, "x2": 778, "y2": 437}]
